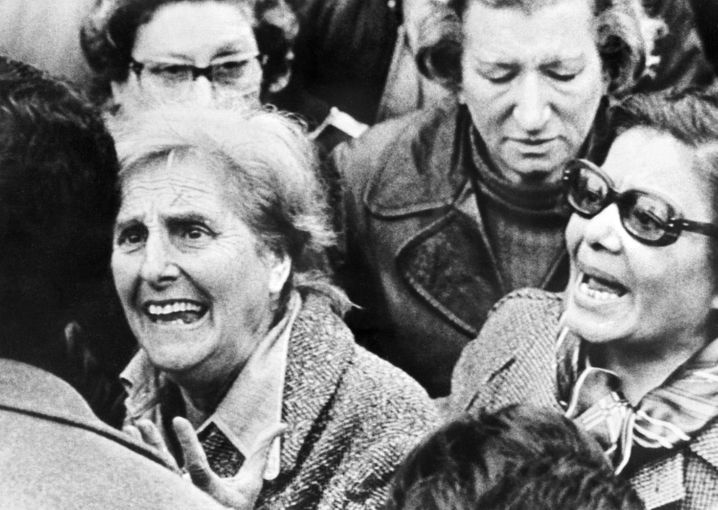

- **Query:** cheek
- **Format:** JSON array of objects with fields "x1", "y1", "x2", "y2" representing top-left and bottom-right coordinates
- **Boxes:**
[
  {"x1": 564, "y1": 214, "x2": 585, "y2": 255},
  {"x1": 557, "y1": 73, "x2": 605, "y2": 126},
  {"x1": 110, "y1": 252, "x2": 135, "y2": 303},
  {"x1": 111, "y1": 78, "x2": 144, "y2": 108}
]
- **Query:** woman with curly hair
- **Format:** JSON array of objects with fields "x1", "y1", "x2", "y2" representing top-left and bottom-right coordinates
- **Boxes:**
[{"x1": 80, "y1": 0, "x2": 367, "y2": 154}]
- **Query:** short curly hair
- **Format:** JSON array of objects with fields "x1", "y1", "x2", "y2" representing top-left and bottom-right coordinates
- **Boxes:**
[
  {"x1": 417, "y1": 0, "x2": 648, "y2": 96},
  {"x1": 0, "y1": 56, "x2": 119, "y2": 342},
  {"x1": 80, "y1": 0, "x2": 298, "y2": 101}
]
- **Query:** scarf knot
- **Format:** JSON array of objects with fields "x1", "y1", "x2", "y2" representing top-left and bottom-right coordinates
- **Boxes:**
[{"x1": 556, "y1": 325, "x2": 718, "y2": 475}]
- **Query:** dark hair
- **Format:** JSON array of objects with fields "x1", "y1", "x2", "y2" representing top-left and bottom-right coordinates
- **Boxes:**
[
  {"x1": 417, "y1": 0, "x2": 646, "y2": 96},
  {"x1": 0, "y1": 56, "x2": 119, "y2": 354},
  {"x1": 385, "y1": 405, "x2": 644, "y2": 510},
  {"x1": 609, "y1": 88, "x2": 718, "y2": 278},
  {"x1": 80, "y1": 0, "x2": 298, "y2": 101}
]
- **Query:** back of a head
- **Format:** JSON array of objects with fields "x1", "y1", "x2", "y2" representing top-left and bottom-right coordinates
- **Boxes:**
[
  {"x1": 386, "y1": 405, "x2": 645, "y2": 510},
  {"x1": 0, "y1": 56, "x2": 119, "y2": 358}
]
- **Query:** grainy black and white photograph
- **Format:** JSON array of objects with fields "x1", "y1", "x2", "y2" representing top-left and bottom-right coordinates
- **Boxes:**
[{"x1": 0, "y1": 0, "x2": 717, "y2": 508}]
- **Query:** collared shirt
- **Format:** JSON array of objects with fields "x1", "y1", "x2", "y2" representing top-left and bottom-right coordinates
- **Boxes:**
[{"x1": 121, "y1": 291, "x2": 302, "y2": 480}]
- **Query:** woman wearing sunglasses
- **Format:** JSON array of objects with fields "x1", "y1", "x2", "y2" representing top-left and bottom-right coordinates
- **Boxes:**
[{"x1": 449, "y1": 89, "x2": 718, "y2": 510}]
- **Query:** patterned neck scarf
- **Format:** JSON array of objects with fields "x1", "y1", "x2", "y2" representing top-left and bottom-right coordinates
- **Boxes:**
[{"x1": 556, "y1": 324, "x2": 718, "y2": 475}]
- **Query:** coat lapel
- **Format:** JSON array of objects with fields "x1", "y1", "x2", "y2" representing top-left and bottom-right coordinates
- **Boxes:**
[
  {"x1": 276, "y1": 296, "x2": 354, "y2": 475},
  {"x1": 631, "y1": 454, "x2": 685, "y2": 509},
  {"x1": 396, "y1": 208, "x2": 502, "y2": 337}
]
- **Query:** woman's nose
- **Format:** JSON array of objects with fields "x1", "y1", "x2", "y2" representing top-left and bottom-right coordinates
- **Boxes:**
[
  {"x1": 511, "y1": 73, "x2": 551, "y2": 133},
  {"x1": 140, "y1": 232, "x2": 180, "y2": 285},
  {"x1": 192, "y1": 75, "x2": 214, "y2": 107},
  {"x1": 581, "y1": 204, "x2": 623, "y2": 253}
]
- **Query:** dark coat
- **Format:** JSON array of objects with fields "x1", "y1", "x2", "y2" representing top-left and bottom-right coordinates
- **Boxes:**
[
  {"x1": 0, "y1": 358, "x2": 222, "y2": 510},
  {"x1": 450, "y1": 288, "x2": 718, "y2": 510},
  {"x1": 254, "y1": 295, "x2": 439, "y2": 509},
  {"x1": 331, "y1": 100, "x2": 568, "y2": 397}
]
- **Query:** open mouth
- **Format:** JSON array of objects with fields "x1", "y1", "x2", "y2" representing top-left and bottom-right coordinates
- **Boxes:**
[
  {"x1": 143, "y1": 300, "x2": 208, "y2": 325},
  {"x1": 577, "y1": 271, "x2": 628, "y2": 301}
]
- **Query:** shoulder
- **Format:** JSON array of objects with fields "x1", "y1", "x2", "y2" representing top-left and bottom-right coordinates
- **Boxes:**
[
  {"x1": 0, "y1": 361, "x2": 221, "y2": 509},
  {"x1": 330, "y1": 99, "x2": 459, "y2": 193},
  {"x1": 682, "y1": 421, "x2": 718, "y2": 509},
  {"x1": 332, "y1": 346, "x2": 439, "y2": 505},
  {"x1": 289, "y1": 297, "x2": 438, "y2": 506},
  {"x1": 630, "y1": 421, "x2": 718, "y2": 510},
  {"x1": 450, "y1": 289, "x2": 563, "y2": 414}
]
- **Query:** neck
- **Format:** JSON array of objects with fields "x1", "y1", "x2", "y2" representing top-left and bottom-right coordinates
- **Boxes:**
[
  {"x1": 591, "y1": 334, "x2": 707, "y2": 405},
  {"x1": 168, "y1": 364, "x2": 243, "y2": 428}
]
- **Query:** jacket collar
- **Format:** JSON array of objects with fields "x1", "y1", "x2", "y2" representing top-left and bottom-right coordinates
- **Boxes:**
[
  {"x1": 276, "y1": 294, "x2": 355, "y2": 475},
  {"x1": 363, "y1": 99, "x2": 465, "y2": 218},
  {"x1": 362, "y1": 101, "x2": 569, "y2": 336}
]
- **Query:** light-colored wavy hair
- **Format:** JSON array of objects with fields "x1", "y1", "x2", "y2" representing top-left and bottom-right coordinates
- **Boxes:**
[
  {"x1": 110, "y1": 106, "x2": 349, "y2": 315},
  {"x1": 417, "y1": 0, "x2": 662, "y2": 97}
]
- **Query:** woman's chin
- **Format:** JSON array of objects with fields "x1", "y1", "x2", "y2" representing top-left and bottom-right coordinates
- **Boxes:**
[{"x1": 564, "y1": 303, "x2": 630, "y2": 345}]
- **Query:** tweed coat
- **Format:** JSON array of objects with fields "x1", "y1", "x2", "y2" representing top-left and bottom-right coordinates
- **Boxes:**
[
  {"x1": 0, "y1": 358, "x2": 223, "y2": 510},
  {"x1": 222, "y1": 294, "x2": 437, "y2": 509},
  {"x1": 331, "y1": 99, "x2": 569, "y2": 397},
  {"x1": 450, "y1": 288, "x2": 718, "y2": 510}
]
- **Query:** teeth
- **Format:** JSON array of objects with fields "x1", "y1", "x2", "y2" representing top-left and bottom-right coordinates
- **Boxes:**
[
  {"x1": 579, "y1": 282, "x2": 620, "y2": 301},
  {"x1": 147, "y1": 301, "x2": 203, "y2": 316}
]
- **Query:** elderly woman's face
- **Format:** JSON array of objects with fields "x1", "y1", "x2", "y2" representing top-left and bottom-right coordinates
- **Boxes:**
[
  {"x1": 111, "y1": 156, "x2": 290, "y2": 382},
  {"x1": 461, "y1": 0, "x2": 606, "y2": 185},
  {"x1": 564, "y1": 128, "x2": 717, "y2": 352},
  {"x1": 112, "y1": 1, "x2": 262, "y2": 113}
]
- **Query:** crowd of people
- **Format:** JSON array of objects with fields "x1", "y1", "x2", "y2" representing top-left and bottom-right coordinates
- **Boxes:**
[{"x1": 1, "y1": 0, "x2": 718, "y2": 508}]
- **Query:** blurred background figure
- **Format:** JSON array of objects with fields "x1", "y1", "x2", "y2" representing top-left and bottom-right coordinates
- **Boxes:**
[
  {"x1": 0, "y1": 54, "x2": 133, "y2": 425},
  {"x1": 386, "y1": 406, "x2": 644, "y2": 510},
  {"x1": 0, "y1": 0, "x2": 95, "y2": 86},
  {"x1": 280, "y1": 0, "x2": 449, "y2": 126},
  {"x1": 452, "y1": 89, "x2": 718, "y2": 509},
  {"x1": 110, "y1": 106, "x2": 437, "y2": 508},
  {"x1": 80, "y1": 0, "x2": 287, "y2": 111},
  {"x1": 0, "y1": 55, "x2": 224, "y2": 510},
  {"x1": 81, "y1": 0, "x2": 367, "y2": 155}
]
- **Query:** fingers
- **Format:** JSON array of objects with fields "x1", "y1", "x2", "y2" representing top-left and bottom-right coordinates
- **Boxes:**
[
  {"x1": 133, "y1": 419, "x2": 181, "y2": 473},
  {"x1": 123, "y1": 424, "x2": 142, "y2": 442},
  {"x1": 172, "y1": 416, "x2": 215, "y2": 490}
]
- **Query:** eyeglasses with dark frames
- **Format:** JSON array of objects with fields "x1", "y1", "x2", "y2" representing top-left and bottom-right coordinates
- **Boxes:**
[
  {"x1": 129, "y1": 54, "x2": 263, "y2": 89},
  {"x1": 563, "y1": 158, "x2": 718, "y2": 246}
]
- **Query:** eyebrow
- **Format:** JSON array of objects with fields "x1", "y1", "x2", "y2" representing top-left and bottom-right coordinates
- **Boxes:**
[{"x1": 114, "y1": 210, "x2": 214, "y2": 229}]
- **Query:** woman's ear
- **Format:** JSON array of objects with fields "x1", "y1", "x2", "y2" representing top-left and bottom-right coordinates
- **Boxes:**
[
  {"x1": 711, "y1": 293, "x2": 718, "y2": 311},
  {"x1": 267, "y1": 253, "x2": 291, "y2": 295}
]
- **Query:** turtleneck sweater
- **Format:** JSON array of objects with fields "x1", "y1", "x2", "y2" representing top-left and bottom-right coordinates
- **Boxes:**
[{"x1": 465, "y1": 128, "x2": 570, "y2": 292}]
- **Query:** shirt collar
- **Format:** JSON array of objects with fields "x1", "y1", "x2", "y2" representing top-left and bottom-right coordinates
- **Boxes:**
[{"x1": 121, "y1": 291, "x2": 302, "y2": 481}]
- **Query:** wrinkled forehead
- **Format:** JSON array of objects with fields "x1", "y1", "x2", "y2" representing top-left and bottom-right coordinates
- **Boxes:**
[{"x1": 462, "y1": 0, "x2": 598, "y2": 62}]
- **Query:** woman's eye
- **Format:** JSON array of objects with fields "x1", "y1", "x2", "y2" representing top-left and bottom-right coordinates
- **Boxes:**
[
  {"x1": 551, "y1": 73, "x2": 577, "y2": 82},
  {"x1": 475, "y1": 64, "x2": 516, "y2": 84},
  {"x1": 116, "y1": 225, "x2": 146, "y2": 246},
  {"x1": 545, "y1": 68, "x2": 580, "y2": 82},
  {"x1": 178, "y1": 224, "x2": 214, "y2": 242},
  {"x1": 482, "y1": 70, "x2": 515, "y2": 84}
]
